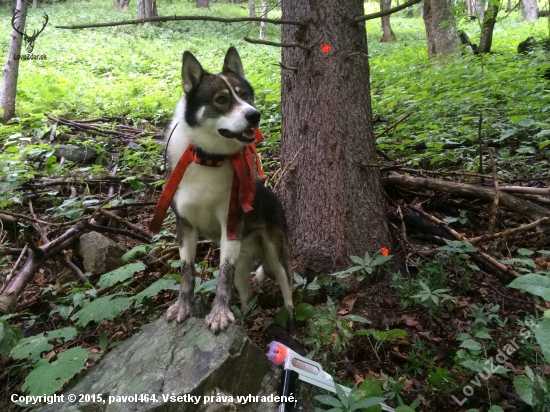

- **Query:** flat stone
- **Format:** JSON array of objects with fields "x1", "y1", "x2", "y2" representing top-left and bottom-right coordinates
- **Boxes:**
[{"x1": 75, "y1": 232, "x2": 126, "y2": 276}]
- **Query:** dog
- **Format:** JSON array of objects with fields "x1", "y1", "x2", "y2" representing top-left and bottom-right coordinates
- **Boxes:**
[{"x1": 163, "y1": 47, "x2": 294, "y2": 333}]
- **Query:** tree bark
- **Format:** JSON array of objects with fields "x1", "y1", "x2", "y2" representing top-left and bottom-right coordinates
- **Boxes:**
[
  {"x1": 259, "y1": 0, "x2": 267, "y2": 40},
  {"x1": 196, "y1": 0, "x2": 210, "y2": 7},
  {"x1": 32, "y1": 0, "x2": 37, "y2": 7},
  {"x1": 0, "y1": 0, "x2": 27, "y2": 124},
  {"x1": 279, "y1": 0, "x2": 391, "y2": 273},
  {"x1": 474, "y1": 0, "x2": 486, "y2": 20},
  {"x1": 422, "y1": 0, "x2": 461, "y2": 61},
  {"x1": 478, "y1": 1, "x2": 500, "y2": 53},
  {"x1": 248, "y1": 0, "x2": 256, "y2": 24},
  {"x1": 380, "y1": 0, "x2": 396, "y2": 42},
  {"x1": 520, "y1": 0, "x2": 538, "y2": 21},
  {"x1": 137, "y1": 0, "x2": 158, "y2": 23},
  {"x1": 114, "y1": 0, "x2": 131, "y2": 9}
]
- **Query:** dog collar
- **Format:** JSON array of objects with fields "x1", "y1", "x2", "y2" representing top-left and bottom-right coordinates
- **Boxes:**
[
  {"x1": 192, "y1": 147, "x2": 224, "y2": 167},
  {"x1": 148, "y1": 129, "x2": 266, "y2": 239}
]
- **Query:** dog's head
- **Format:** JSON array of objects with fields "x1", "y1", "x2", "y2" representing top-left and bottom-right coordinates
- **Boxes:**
[{"x1": 181, "y1": 47, "x2": 260, "y2": 154}]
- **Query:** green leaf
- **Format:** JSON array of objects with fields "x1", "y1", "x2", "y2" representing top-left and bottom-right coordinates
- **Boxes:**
[
  {"x1": 97, "y1": 262, "x2": 146, "y2": 288},
  {"x1": 518, "y1": 118, "x2": 534, "y2": 127},
  {"x1": 11, "y1": 327, "x2": 78, "y2": 361},
  {"x1": 121, "y1": 245, "x2": 152, "y2": 263},
  {"x1": 534, "y1": 318, "x2": 550, "y2": 363},
  {"x1": 459, "y1": 339, "x2": 481, "y2": 351},
  {"x1": 395, "y1": 407, "x2": 415, "y2": 412},
  {"x1": 343, "y1": 314, "x2": 371, "y2": 324},
  {"x1": 22, "y1": 347, "x2": 88, "y2": 396},
  {"x1": 460, "y1": 359, "x2": 485, "y2": 372},
  {"x1": 71, "y1": 296, "x2": 133, "y2": 327},
  {"x1": 352, "y1": 397, "x2": 386, "y2": 409},
  {"x1": 370, "y1": 329, "x2": 407, "y2": 341},
  {"x1": 98, "y1": 332, "x2": 109, "y2": 352},
  {"x1": 133, "y1": 276, "x2": 178, "y2": 306},
  {"x1": 508, "y1": 274, "x2": 550, "y2": 300},
  {"x1": 314, "y1": 394, "x2": 342, "y2": 408},
  {"x1": 488, "y1": 406, "x2": 504, "y2": 412},
  {"x1": 355, "y1": 377, "x2": 383, "y2": 412},
  {"x1": 517, "y1": 248, "x2": 535, "y2": 256},
  {"x1": 474, "y1": 331, "x2": 492, "y2": 340},
  {"x1": 295, "y1": 303, "x2": 318, "y2": 322},
  {"x1": 513, "y1": 375, "x2": 533, "y2": 405}
]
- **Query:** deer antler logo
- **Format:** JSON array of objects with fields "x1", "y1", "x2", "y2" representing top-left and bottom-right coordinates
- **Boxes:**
[{"x1": 12, "y1": 10, "x2": 49, "y2": 54}]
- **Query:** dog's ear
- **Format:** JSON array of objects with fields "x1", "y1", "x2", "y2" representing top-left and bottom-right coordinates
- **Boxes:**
[
  {"x1": 222, "y1": 47, "x2": 246, "y2": 78},
  {"x1": 182, "y1": 51, "x2": 205, "y2": 94}
]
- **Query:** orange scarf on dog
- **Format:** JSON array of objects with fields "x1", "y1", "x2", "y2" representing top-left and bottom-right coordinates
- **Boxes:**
[{"x1": 148, "y1": 130, "x2": 265, "y2": 240}]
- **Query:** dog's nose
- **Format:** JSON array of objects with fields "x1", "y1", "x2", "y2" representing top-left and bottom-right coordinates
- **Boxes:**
[{"x1": 245, "y1": 109, "x2": 260, "y2": 124}]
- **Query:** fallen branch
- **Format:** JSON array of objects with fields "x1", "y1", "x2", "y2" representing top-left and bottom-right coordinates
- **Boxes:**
[
  {"x1": 407, "y1": 205, "x2": 520, "y2": 277},
  {"x1": 244, "y1": 37, "x2": 311, "y2": 52},
  {"x1": 382, "y1": 172, "x2": 550, "y2": 221},
  {"x1": 466, "y1": 216, "x2": 550, "y2": 244},
  {"x1": 498, "y1": 186, "x2": 550, "y2": 196},
  {"x1": 354, "y1": 0, "x2": 423, "y2": 22},
  {"x1": 55, "y1": 15, "x2": 304, "y2": 30},
  {"x1": 97, "y1": 208, "x2": 152, "y2": 239}
]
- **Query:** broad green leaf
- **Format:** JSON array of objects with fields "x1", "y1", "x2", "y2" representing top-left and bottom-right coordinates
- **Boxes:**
[
  {"x1": 474, "y1": 331, "x2": 492, "y2": 340},
  {"x1": 22, "y1": 347, "x2": 88, "y2": 396},
  {"x1": 355, "y1": 377, "x2": 383, "y2": 412},
  {"x1": 518, "y1": 118, "x2": 534, "y2": 127},
  {"x1": 71, "y1": 296, "x2": 133, "y2": 327},
  {"x1": 508, "y1": 274, "x2": 550, "y2": 300},
  {"x1": 343, "y1": 314, "x2": 371, "y2": 324},
  {"x1": 295, "y1": 303, "x2": 318, "y2": 322},
  {"x1": 11, "y1": 327, "x2": 78, "y2": 361},
  {"x1": 352, "y1": 397, "x2": 386, "y2": 409},
  {"x1": 460, "y1": 359, "x2": 485, "y2": 372},
  {"x1": 314, "y1": 394, "x2": 342, "y2": 408},
  {"x1": 488, "y1": 406, "x2": 504, "y2": 412},
  {"x1": 513, "y1": 375, "x2": 533, "y2": 405},
  {"x1": 370, "y1": 329, "x2": 407, "y2": 341},
  {"x1": 133, "y1": 277, "x2": 179, "y2": 306},
  {"x1": 460, "y1": 339, "x2": 481, "y2": 351},
  {"x1": 517, "y1": 248, "x2": 535, "y2": 256},
  {"x1": 97, "y1": 262, "x2": 146, "y2": 288},
  {"x1": 395, "y1": 407, "x2": 415, "y2": 412},
  {"x1": 534, "y1": 318, "x2": 550, "y2": 363},
  {"x1": 121, "y1": 245, "x2": 152, "y2": 263}
]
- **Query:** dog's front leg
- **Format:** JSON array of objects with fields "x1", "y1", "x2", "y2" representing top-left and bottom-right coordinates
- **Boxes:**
[
  {"x1": 167, "y1": 217, "x2": 198, "y2": 324},
  {"x1": 205, "y1": 238, "x2": 240, "y2": 333}
]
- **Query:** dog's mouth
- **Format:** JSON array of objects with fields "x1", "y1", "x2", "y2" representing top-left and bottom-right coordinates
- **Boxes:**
[{"x1": 218, "y1": 128, "x2": 257, "y2": 143}]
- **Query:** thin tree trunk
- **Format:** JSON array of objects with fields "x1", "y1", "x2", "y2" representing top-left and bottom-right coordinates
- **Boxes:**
[
  {"x1": 248, "y1": 0, "x2": 256, "y2": 25},
  {"x1": 474, "y1": 0, "x2": 486, "y2": 20},
  {"x1": 114, "y1": 0, "x2": 131, "y2": 9},
  {"x1": 520, "y1": 0, "x2": 538, "y2": 21},
  {"x1": 137, "y1": 0, "x2": 158, "y2": 23},
  {"x1": 196, "y1": 0, "x2": 210, "y2": 7},
  {"x1": 259, "y1": 0, "x2": 267, "y2": 40},
  {"x1": 380, "y1": 0, "x2": 396, "y2": 42},
  {"x1": 478, "y1": 2, "x2": 500, "y2": 53},
  {"x1": 0, "y1": 0, "x2": 28, "y2": 124},
  {"x1": 280, "y1": 0, "x2": 391, "y2": 273},
  {"x1": 423, "y1": 0, "x2": 461, "y2": 61},
  {"x1": 32, "y1": 0, "x2": 37, "y2": 7}
]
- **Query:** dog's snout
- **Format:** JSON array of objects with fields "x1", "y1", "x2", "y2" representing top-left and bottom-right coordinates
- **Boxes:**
[{"x1": 245, "y1": 110, "x2": 260, "y2": 125}]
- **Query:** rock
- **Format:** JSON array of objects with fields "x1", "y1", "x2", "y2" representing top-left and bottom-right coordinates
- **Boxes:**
[
  {"x1": 38, "y1": 318, "x2": 320, "y2": 412},
  {"x1": 76, "y1": 232, "x2": 126, "y2": 275},
  {"x1": 53, "y1": 145, "x2": 98, "y2": 163}
]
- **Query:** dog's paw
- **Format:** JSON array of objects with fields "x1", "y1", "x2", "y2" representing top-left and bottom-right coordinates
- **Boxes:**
[
  {"x1": 205, "y1": 304, "x2": 235, "y2": 333},
  {"x1": 166, "y1": 300, "x2": 191, "y2": 323}
]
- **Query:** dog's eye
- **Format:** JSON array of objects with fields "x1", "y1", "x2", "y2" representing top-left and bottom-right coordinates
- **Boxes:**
[
  {"x1": 240, "y1": 92, "x2": 249, "y2": 100},
  {"x1": 216, "y1": 96, "x2": 227, "y2": 104}
]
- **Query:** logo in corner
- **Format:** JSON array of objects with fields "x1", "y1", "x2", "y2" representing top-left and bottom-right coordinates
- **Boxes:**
[{"x1": 12, "y1": 9, "x2": 49, "y2": 54}]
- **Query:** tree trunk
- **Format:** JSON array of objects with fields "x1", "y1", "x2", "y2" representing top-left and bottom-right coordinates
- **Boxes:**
[
  {"x1": 248, "y1": 0, "x2": 256, "y2": 25},
  {"x1": 32, "y1": 0, "x2": 37, "y2": 7},
  {"x1": 259, "y1": 0, "x2": 267, "y2": 40},
  {"x1": 423, "y1": 0, "x2": 461, "y2": 61},
  {"x1": 380, "y1": 0, "x2": 396, "y2": 42},
  {"x1": 114, "y1": 0, "x2": 131, "y2": 9},
  {"x1": 279, "y1": 0, "x2": 391, "y2": 273},
  {"x1": 474, "y1": 0, "x2": 486, "y2": 20},
  {"x1": 520, "y1": 0, "x2": 538, "y2": 21},
  {"x1": 137, "y1": 0, "x2": 158, "y2": 23},
  {"x1": 0, "y1": 0, "x2": 28, "y2": 124},
  {"x1": 196, "y1": 0, "x2": 210, "y2": 7},
  {"x1": 478, "y1": 2, "x2": 500, "y2": 53}
]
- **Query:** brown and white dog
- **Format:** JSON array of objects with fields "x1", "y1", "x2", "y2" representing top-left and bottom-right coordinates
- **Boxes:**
[{"x1": 163, "y1": 47, "x2": 294, "y2": 333}]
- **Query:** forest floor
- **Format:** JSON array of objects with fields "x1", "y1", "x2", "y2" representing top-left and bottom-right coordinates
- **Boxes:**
[{"x1": 1, "y1": 1, "x2": 550, "y2": 412}]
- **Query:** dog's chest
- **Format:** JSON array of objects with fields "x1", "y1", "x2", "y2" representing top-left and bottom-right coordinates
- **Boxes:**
[{"x1": 172, "y1": 161, "x2": 233, "y2": 238}]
